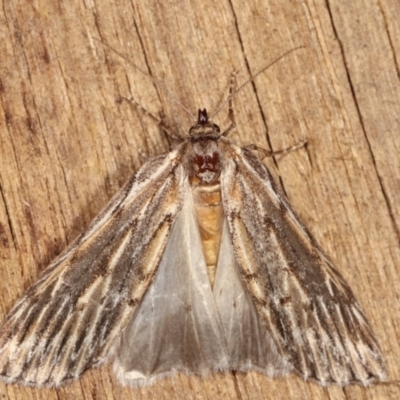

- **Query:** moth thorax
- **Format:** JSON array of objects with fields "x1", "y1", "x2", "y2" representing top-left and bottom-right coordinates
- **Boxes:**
[
  {"x1": 191, "y1": 181, "x2": 223, "y2": 287},
  {"x1": 191, "y1": 139, "x2": 221, "y2": 184}
]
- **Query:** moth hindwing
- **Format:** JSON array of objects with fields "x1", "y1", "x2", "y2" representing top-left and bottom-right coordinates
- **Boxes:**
[{"x1": 0, "y1": 107, "x2": 385, "y2": 387}]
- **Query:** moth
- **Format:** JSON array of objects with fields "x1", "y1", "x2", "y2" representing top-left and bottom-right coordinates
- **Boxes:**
[{"x1": 0, "y1": 47, "x2": 386, "y2": 388}]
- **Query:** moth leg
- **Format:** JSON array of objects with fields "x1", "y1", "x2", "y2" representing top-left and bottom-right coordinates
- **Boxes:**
[
  {"x1": 246, "y1": 139, "x2": 307, "y2": 159},
  {"x1": 222, "y1": 70, "x2": 239, "y2": 137},
  {"x1": 121, "y1": 96, "x2": 184, "y2": 142}
]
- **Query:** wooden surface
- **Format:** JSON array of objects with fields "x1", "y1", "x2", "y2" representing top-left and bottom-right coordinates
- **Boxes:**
[{"x1": 0, "y1": 0, "x2": 399, "y2": 399}]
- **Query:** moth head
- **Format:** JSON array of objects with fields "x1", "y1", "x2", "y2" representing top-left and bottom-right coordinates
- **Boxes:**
[
  {"x1": 189, "y1": 109, "x2": 222, "y2": 184},
  {"x1": 188, "y1": 109, "x2": 221, "y2": 140}
]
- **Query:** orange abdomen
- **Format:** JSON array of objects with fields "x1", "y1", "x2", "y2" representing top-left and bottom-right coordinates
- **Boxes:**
[{"x1": 191, "y1": 181, "x2": 223, "y2": 287}]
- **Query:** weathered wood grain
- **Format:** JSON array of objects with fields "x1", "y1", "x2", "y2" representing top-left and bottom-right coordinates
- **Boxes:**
[{"x1": 0, "y1": 0, "x2": 398, "y2": 399}]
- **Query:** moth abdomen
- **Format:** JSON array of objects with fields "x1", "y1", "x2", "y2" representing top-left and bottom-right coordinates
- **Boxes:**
[{"x1": 191, "y1": 182, "x2": 224, "y2": 286}]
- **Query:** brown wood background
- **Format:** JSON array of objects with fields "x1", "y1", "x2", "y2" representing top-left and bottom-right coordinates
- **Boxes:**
[{"x1": 0, "y1": 0, "x2": 399, "y2": 399}]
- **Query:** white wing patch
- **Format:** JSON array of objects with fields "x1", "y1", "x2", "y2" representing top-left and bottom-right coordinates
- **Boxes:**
[
  {"x1": 114, "y1": 181, "x2": 228, "y2": 384},
  {"x1": 214, "y1": 218, "x2": 289, "y2": 375},
  {"x1": 114, "y1": 180, "x2": 289, "y2": 385}
]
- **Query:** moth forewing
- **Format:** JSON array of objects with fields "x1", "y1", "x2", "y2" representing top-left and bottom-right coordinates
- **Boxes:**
[
  {"x1": 220, "y1": 144, "x2": 386, "y2": 384},
  {"x1": 0, "y1": 152, "x2": 187, "y2": 386}
]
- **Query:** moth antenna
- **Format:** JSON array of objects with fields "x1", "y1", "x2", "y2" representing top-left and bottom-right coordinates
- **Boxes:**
[
  {"x1": 211, "y1": 45, "x2": 306, "y2": 119},
  {"x1": 93, "y1": 37, "x2": 196, "y2": 121}
]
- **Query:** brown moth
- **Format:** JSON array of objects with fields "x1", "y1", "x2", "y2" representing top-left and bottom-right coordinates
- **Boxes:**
[{"x1": 0, "y1": 47, "x2": 386, "y2": 387}]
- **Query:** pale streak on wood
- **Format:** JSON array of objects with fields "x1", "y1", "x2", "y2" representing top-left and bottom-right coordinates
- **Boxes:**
[{"x1": 0, "y1": 0, "x2": 399, "y2": 399}]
